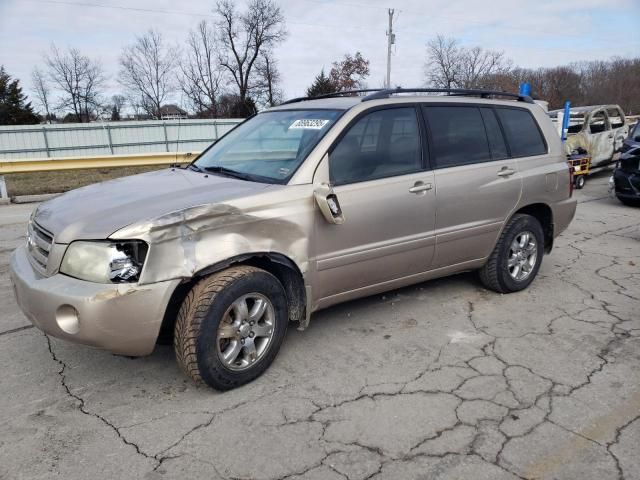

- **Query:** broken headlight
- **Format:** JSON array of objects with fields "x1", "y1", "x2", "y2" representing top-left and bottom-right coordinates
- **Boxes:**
[{"x1": 60, "y1": 240, "x2": 148, "y2": 284}]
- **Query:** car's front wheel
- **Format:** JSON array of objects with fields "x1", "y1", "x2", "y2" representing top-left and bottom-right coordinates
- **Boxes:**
[
  {"x1": 479, "y1": 214, "x2": 544, "y2": 293},
  {"x1": 174, "y1": 266, "x2": 288, "y2": 390},
  {"x1": 617, "y1": 196, "x2": 640, "y2": 207}
]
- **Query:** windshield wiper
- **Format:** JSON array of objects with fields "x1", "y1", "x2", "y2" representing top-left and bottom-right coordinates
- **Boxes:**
[
  {"x1": 187, "y1": 164, "x2": 204, "y2": 173},
  {"x1": 202, "y1": 165, "x2": 254, "y2": 181}
]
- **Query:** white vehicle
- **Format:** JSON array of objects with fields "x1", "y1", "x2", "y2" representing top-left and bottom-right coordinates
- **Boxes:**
[{"x1": 549, "y1": 105, "x2": 629, "y2": 167}]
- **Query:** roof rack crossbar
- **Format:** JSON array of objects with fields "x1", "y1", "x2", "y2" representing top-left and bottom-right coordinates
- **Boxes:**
[
  {"x1": 279, "y1": 89, "x2": 383, "y2": 106},
  {"x1": 280, "y1": 87, "x2": 534, "y2": 106},
  {"x1": 362, "y1": 88, "x2": 534, "y2": 103}
]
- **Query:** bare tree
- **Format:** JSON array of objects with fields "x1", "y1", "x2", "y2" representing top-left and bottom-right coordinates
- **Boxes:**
[
  {"x1": 329, "y1": 52, "x2": 370, "y2": 91},
  {"x1": 119, "y1": 29, "x2": 180, "y2": 119},
  {"x1": 181, "y1": 20, "x2": 223, "y2": 117},
  {"x1": 31, "y1": 67, "x2": 52, "y2": 122},
  {"x1": 45, "y1": 45, "x2": 106, "y2": 122},
  {"x1": 426, "y1": 35, "x2": 511, "y2": 90},
  {"x1": 216, "y1": 0, "x2": 287, "y2": 110},
  {"x1": 254, "y1": 49, "x2": 282, "y2": 107},
  {"x1": 460, "y1": 46, "x2": 511, "y2": 88},
  {"x1": 425, "y1": 35, "x2": 462, "y2": 89}
]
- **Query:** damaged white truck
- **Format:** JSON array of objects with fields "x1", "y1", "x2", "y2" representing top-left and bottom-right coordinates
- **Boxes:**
[{"x1": 549, "y1": 104, "x2": 629, "y2": 167}]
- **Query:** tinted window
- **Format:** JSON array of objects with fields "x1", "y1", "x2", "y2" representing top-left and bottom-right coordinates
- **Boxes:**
[
  {"x1": 496, "y1": 108, "x2": 547, "y2": 157},
  {"x1": 480, "y1": 108, "x2": 509, "y2": 160},
  {"x1": 330, "y1": 107, "x2": 422, "y2": 185},
  {"x1": 423, "y1": 106, "x2": 490, "y2": 168}
]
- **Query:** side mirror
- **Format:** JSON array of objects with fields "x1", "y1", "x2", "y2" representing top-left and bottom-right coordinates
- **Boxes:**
[{"x1": 314, "y1": 183, "x2": 345, "y2": 225}]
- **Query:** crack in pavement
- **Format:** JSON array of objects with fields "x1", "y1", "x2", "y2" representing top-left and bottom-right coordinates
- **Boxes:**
[
  {"x1": 10, "y1": 204, "x2": 636, "y2": 480},
  {"x1": 0, "y1": 324, "x2": 33, "y2": 336},
  {"x1": 43, "y1": 332, "x2": 158, "y2": 466}
]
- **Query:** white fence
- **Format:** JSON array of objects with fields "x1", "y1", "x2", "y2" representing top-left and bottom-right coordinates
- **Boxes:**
[{"x1": 0, "y1": 118, "x2": 243, "y2": 160}]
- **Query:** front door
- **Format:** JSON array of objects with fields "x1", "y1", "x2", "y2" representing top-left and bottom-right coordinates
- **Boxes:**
[
  {"x1": 312, "y1": 106, "x2": 436, "y2": 300},
  {"x1": 587, "y1": 109, "x2": 614, "y2": 165}
]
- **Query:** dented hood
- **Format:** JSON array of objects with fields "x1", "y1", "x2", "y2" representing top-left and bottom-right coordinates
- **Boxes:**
[{"x1": 33, "y1": 168, "x2": 280, "y2": 244}]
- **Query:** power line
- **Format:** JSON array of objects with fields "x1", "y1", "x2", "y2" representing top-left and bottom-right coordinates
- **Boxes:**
[{"x1": 21, "y1": 0, "x2": 639, "y2": 52}]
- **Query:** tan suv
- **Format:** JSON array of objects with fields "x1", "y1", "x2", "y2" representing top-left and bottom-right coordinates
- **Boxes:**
[{"x1": 10, "y1": 88, "x2": 576, "y2": 390}]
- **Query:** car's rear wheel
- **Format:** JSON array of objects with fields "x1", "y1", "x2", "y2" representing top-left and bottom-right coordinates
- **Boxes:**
[
  {"x1": 479, "y1": 214, "x2": 544, "y2": 293},
  {"x1": 174, "y1": 265, "x2": 288, "y2": 390}
]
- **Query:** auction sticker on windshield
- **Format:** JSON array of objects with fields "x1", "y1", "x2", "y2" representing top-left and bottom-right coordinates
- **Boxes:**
[{"x1": 289, "y1": 119, "x2": 330, "y2": 130}]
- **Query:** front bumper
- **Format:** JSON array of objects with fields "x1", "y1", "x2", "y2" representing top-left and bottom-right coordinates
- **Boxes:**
[
  {"x1": 614, "y1": 169, "x2": 640, "y2": 200},
  {"x1": 10, "y1": 245, "x2": 181, "y2": 356}
]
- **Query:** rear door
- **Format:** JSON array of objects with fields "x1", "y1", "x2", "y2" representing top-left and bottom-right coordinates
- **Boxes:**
[
  {"x1": 312, "y1": 105, "x2": 436, "y2": 300},
  {"x1": 422, "y1": 104, "x2": 524, "y2": 267}
]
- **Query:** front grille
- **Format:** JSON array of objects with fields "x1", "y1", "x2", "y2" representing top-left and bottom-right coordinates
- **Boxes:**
[{"x1": 27, "y1": 220, "x2": 53, "y2": 274}]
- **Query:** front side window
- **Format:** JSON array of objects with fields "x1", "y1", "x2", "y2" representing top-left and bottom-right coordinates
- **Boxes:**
[
  {"x1": 330, "y1": 107, "x2": 422, "y2": 185},
  {"x1": 607, "y1": 108, "x2": 624, "y2": 129},
  {"x1": 423, "y1": 106, "x2": 491, "y2": 168},
  {"x1": 194, "y1": 109, "x2": 342, "y2": 183},
  {"x1": 496, "y1": 108, "x2": 547, "y2": 158},
  {"x1": 589, "y1": 110, "x2": 609, "y2": 134}
]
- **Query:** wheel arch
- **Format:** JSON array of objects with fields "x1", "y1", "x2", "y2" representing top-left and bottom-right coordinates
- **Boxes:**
[
  {"x1": 158, "y1": 252, "x2": 308, "y2": 344},
  {"x1": 512, "y1": 203, "x2": 554, "y2": 253}
]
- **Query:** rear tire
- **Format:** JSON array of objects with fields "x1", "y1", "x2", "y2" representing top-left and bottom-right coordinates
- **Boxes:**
[
  {"x1": 574, "y1": 175, "x2": 585, "y2": 189},
  {"x1": 174, "y1": 266, "x2": 288, "y2": 390},
  {"x1": 479, "y1": 214, "x2": 544, "y2": 293}
]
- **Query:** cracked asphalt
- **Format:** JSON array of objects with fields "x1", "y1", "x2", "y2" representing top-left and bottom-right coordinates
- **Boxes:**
[{"x1": 1, "y1": 170, "x2": 638, "y2": 480}]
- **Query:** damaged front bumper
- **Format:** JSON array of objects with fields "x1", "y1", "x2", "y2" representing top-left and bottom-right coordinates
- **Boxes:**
[{"x1": 9, "y1": 245, "x2": 181, "y2": 356}]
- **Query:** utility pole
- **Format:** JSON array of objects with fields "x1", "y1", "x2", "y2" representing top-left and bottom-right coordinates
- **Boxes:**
[{"x1": 386, "y1": 8, "x2": 395, "y2": 88}]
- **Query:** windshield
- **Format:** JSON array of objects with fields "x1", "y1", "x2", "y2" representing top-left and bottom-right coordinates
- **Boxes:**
[{"x1": 193, "y1": 109, "x2": 342, "y2": 183}]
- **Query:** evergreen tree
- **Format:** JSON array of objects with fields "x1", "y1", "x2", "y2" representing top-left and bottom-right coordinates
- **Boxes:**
[
  {"x1": 0, "y1": 66, "x2": 39, "y2": 125},
  {"x1": 305, "y1": 70, "x2": 337, "y2": 97},
  {"x1": 110, "y1": 106, "x2": 121, "y2": 121}
]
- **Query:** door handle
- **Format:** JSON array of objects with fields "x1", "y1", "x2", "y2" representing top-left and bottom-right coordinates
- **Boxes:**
[
  {"x1": 497, "y1": 167, "x2": 516, "y2": 178},
  {"x1": 409, "y1": 182, "x2": 433, "y2": 194}
]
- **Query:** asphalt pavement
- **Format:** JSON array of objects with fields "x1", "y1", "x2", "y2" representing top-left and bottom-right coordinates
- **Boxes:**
[{"x1": 0, "y1": 170, "x2": 638, "y2": 480}]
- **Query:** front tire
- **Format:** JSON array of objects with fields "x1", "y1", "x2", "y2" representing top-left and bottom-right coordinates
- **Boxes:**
[
  {"x1": 574, "y1": 175, "x2": 585, "y2": 189},
  {"x1": 479, "y1": 214, "x2": 544, "y2": 293},
  {"x1": 174, "y1": 266, "x2": 288, "y2": 390}
]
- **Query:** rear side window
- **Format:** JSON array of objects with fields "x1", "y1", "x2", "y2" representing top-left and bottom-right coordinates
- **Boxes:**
[
  {"x1": 496, "y1": 108, "x2": 547, "y2": 157},
  {"x1": 423, "y1": 106, "x2": 491, "y2": 168},
  {"x1": 480, "y1": 108, "x2": 509, "y2": 160}
]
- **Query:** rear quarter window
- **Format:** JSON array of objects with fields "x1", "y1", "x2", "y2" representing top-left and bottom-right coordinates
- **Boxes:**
[{"x1": 496, "y1": 108, "x2": 547, "y2": 158}]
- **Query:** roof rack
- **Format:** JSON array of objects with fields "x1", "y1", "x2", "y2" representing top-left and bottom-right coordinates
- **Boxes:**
[
  {"x1": 281, "y1": 87, "x2": 533, "y2": 105},
  {"x1": 362, "y1": 88, "x2": 534, "y2": 103}
]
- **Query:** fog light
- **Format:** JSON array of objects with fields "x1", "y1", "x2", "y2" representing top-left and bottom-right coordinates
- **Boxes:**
[{"x1": 56, "y1": 305, "x2": 80, "y2": 334}]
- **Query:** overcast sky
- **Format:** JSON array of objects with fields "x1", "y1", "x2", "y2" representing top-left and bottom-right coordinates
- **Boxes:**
[{"x1": 1, "y1": 0, "x2": 639, "y2": 110}]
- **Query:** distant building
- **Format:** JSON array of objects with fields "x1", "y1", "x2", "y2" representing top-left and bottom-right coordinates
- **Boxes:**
[{"x1": 159, "y1": 104, "x2": 188, "y2": 120}]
